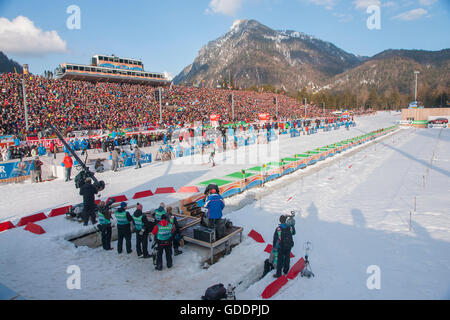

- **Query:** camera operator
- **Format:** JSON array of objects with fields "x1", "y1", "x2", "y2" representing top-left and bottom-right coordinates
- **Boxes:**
[{"x1": 79, "y1": 177, "x2": 99, "y2": 226}]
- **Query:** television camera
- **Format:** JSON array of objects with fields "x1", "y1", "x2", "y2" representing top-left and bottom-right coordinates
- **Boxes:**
[{"x1": 48, "y1": 124, "x2": 105, "y2": 192}]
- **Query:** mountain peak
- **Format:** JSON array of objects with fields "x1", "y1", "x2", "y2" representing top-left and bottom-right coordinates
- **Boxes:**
[
  {"x1": 174, "y1": 20, "x2": 369, "y2": 90},
  {"x1": 229, "y1": 19, "x2": 260, "y2": 31}
]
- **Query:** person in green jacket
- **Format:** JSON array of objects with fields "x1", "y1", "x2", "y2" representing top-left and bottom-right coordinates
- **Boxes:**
[
  {"x1": 132, "y1": 203, "x2": 152, "y2": 258},
  {"x1": 152, "y1": 214, "x2": 175, "y2": 271},
  {"x1": 97, "y1": 201, "x2": 113, "y2": 251},
  {"x1": 115, "y1": 202, "x2": 133, "y2": 254},
  {"x1": 153, "y1": 202, "x2": 166, "y2": 222}
]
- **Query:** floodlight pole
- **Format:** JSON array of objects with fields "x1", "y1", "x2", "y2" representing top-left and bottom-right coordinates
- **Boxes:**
[
  {"x1": 275, "y1": 96, "x2": 278, "y2": 118},
  {"x1": 159, "y1": 87, "x2": 162, "y2": 124},
  {"x1": 22, "y1": 78, "x2": 29, "y2": 133},
  {"x1": 414, "y1": 71, "x2": 420, "y2": 102},
  {"x1": 232, "y1": 93, "x2": 235, "y2": 121},
  {"x1": 304, "y1": 98, "x2": 307, "y2": 118}
]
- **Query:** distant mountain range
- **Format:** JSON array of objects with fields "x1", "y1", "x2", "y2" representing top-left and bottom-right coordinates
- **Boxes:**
[
  {"x1": 174, "y1": 20, "x2": 450, "y2": 95},
  {"x1": 0, "y1": 51, "x2": 23, "y2": 74}
]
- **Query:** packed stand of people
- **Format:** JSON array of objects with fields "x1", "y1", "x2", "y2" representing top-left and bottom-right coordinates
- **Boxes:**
[{"x1": 1, "y1": 73, "x2": 333, "y2": 139}]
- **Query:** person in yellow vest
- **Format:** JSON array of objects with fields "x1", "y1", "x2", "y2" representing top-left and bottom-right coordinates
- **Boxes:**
[
  {"x1": 115, "y1": 202, "x2": 133, "y2": 254},
  {"x1": 152, "y1": 214, "x2": 175, "y2": 271}
]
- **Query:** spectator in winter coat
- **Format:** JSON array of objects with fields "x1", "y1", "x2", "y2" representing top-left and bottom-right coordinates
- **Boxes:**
[
  {"x1": 31, "y1": 156, "x2": 43, "y2": 183},
  {"x1": 205, "y1": 189, "x2": 225, "y2": 230},
  {"x1": 38, "y1": 144, "x2": 46, "y2": 156},
  {"x1": 111, "y1": 148, "x2": 119, "y2": 172},
  {"x1": 63, "y1": 153, "x2": 73, "y2": 182},
  {"x1": 80, "y1": 139, "x2": 89, "y2": 155},
  {"x1": 134, "y1": 146, "x2": 142, "y2": 169},
  {"x1": 49, "y1": 141, "x2": 56, "y2": 159},
  {"x1": 1, "y1": 147, "x2": 7, "y2": 162},
  {"x1": 272, "y1": 215, "x2": 294, "y2": 278},
  {"x1": 30, "y1": 147, "x2": 37, "y2": 157},
  {"x1": 94, "y1": 158, "x2": 104, "y2": 173}
]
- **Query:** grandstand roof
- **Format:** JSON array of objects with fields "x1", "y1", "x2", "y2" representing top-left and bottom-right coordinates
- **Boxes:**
[{"x1": 57, "y1": 70, "x2": 170, "y2": 86}]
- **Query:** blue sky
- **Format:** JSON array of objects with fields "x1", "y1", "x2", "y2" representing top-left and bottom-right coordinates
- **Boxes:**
[{"x1": 0, "y1": 0, "x2": 449, "y2": 77}]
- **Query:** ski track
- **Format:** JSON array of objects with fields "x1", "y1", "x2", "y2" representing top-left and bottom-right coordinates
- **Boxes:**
[{"x1": 1, "y1": 112, "x2": 450, "y2": 300}]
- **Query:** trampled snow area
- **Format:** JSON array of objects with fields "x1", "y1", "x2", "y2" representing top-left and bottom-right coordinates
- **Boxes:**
[{"x1": 1, "y1": 112, "x2": 449, "y2": 300}]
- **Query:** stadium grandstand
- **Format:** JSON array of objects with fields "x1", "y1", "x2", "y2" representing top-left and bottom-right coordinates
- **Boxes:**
[
  {"x1": 1, "y1": 72, "x2": 368, "y2": 139},
  {"x1": 55, "y1": 54, "x2": 170, "y2": 86}
]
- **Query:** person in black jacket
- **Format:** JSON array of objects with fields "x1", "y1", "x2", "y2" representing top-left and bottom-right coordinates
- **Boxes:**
[
  {"x1": 79, "y1": 178, "x2": 98, "y2": 226},
  {"x1": 132, "y1": 203, "x2": 152, "y2": 258},
  {"x1": 272, "y1": 215, "x2": 295, "y2": 278}
]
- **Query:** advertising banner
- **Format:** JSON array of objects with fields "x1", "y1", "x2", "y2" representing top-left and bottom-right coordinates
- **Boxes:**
[
  {"x1": 210, "y1": 114, "x2": 221, "y2": 127},
  {"x1": 258, "y1": 113, "x2": 270, "y2": 122},
  {"x1": 0, "y1": 160, "x2": 33, "y2": 182}
]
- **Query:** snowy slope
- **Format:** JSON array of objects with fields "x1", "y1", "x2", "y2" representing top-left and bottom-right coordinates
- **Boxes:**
[
  {"x1": 0, "y1": 112, "x2": 396, "y2": 223},
  {"x1": 1, "y1": 112, "x2": 449, "y2": 300}
]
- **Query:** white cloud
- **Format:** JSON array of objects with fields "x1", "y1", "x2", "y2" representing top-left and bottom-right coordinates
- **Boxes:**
[
  {"x1": 382, "y1": 1, "x2": 397, "y2": 8},
  {"x1": 353, "y1": 0, "x2": 381, "y2": 10},
  {"x1": 392, "y1": 7, "x2": 428, "y2": 20},
  {"x1": 419, "y1": 0, "x2": 437, "y2": 6},
  {"x1": 0, "y1": 16, "x2": 67, "y2": 56},
  {"x1": 206, "y1": 0, "x2": 244, "y2": 16},
  {"x1": 306, "y1": 0, "x2": 336, "y2": 10},
  {"x1": 333, "y1": 12, "x2": 353, "y2": 22}
]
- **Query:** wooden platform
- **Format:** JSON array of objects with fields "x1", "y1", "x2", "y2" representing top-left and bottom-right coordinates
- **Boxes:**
[{"x1": 67, "y1": 210, "x2": 243, "y2": 266}]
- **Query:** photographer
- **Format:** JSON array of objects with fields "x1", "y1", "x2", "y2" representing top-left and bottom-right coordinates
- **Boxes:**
[
  {"x1": 272, "y1": 215, "x2": 295, "y2": 278},
  {"x1": 166, "y1": 206, "x2": 183, "y2": 256},
  {"x1": 79, "y1": 177, "x2": 98, "y2": 226},
  {"x1": 97, "y1": 201, "x2": 113, "y2": 251},
  {"x1": 132, "y1": 203, "x2": 152, "y2": 258}
]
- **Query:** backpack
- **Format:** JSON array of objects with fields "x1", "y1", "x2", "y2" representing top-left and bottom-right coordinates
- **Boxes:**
[
  {"x1": 279, "y1": 226, "x2": 294, "y2": 250},
  {"x1": 201, "y1": 283, "x2": 227, "y2": 300}
]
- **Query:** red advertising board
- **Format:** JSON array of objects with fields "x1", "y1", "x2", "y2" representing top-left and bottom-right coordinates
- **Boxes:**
[
  {"x1": 258, "y1": 113, "x2": 270, "y2": 122},
  {"x1": 210, "y1": 114, "x2": 221, "y2": 122},
  {"x1": 26, "y1": 137, "x2": 64, "y2": 148}
]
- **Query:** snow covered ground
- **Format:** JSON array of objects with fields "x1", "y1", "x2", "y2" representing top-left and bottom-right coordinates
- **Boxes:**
[{"x1": 1, "y1": 112, "x2": 449, "y2": 300}]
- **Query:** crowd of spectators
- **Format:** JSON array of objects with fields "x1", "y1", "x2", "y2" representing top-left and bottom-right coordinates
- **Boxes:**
[{"x1": 1, "y1": 73, "x2": 335, "y2": 139}]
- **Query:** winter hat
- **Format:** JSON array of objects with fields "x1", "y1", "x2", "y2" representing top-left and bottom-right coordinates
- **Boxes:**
[
  {"x1": 136, "y1": 203, "x2": 143, "y2": 211},
  {"x1": 120, "y1": 202, "x2": 127, "y2": 209}
]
